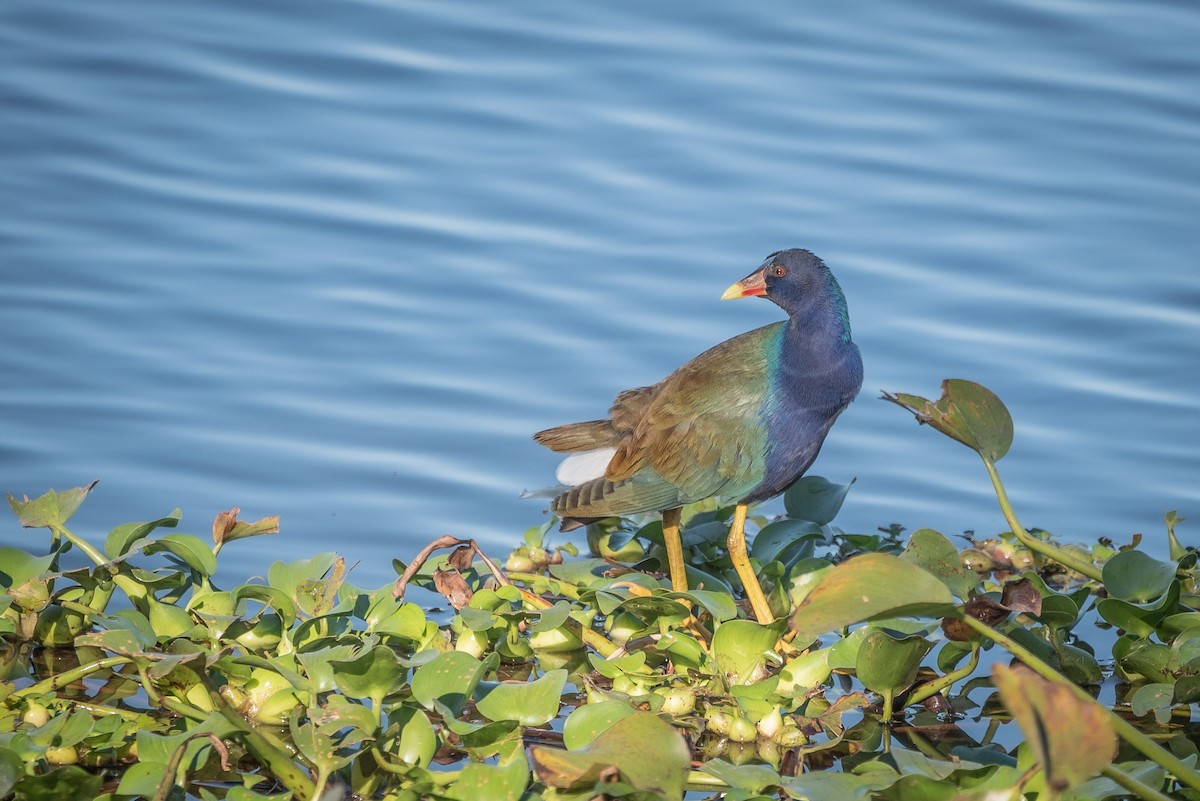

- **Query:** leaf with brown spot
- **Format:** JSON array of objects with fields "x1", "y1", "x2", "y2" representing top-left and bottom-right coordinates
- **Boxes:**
[
  {"x1": 212, "y1": 507, "x2": 279, "y2": 547},
  {"x1": 882, "y1": 379, "x2": 1013, "y2": 463},
  {"x1": 992, "y1": 664, "x2": 1116, "y2": 799}
]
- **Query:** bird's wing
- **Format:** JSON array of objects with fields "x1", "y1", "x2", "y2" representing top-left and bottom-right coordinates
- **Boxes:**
[
  {"x1": 531, "y1": 385, "x2": 660, "y2": 453},
  {"x1": 604, "y1": 324, "x2": 781, "y2": 502}
]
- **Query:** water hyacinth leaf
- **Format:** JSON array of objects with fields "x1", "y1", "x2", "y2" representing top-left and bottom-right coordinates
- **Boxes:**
[
  {"x1": 900, "y1": 529, "x2": 977, "y2": 600},
  {"x1": 1096, "y1": 580, "x2": 1180, "y2": 638},
  {"x1": 776, "y1": 647, "x2": 832, "y2": 696},
  {"x1": 212, "y1": 507, "x2": 279, "y2": 547},
  {"x1": 791, "y1": 553, "x2": 956, "y2": 645},
  {"x1": 0, "y1": 548, "x2": 55, "y2": 590},
  {"x1": 751, "y1": 518, "x2": 822, "y2": 565},
  {"x1": 1061, "y1": 761, "x2": 1169, "y2": 801},
  {"x1": 1102, "y1": 550, "x2": 1176, "y2": 603},
  {"x1": 783, "y1": 476, "x2": 855, "y2": 524},
  {"x1": 444, "y1": 749, "x2": 529, "y2": 801},
  {"x1": 411, "y1": 651, "x2": 498, "y2": 718},
  {"x1": 530, "y1": 711, "x2": 690, "y2": 800},
  {"x1": 699, "y1": 759, "x2": 782, "y2": 794},
  {"x1": 712, "y1": 619, "x2": 787, "y2": 685},
  {"x1": 391, "y1": 704, "x2": 437, "y2": 767},
  {"x1": 992, "y1": 664, "x2": 1116, "y2": 797},
  {"x1": 528, "y1": 600, "x2": 571, "y2": 634},
  {"x1": 0, "y1": 748, "x2": 21, "y2": 798},
  {"x1": 883, "y1": 380, "x2": 1013, "y2": 463},
  {"x1": 672, "y1": 589, "x2": 739, "y2": 622},
  {"x1": 6, "y1": 481, "x2": 98, "y2": 530},
  {"x1": 233, "y1": 584, "x2": 298, "y2": 628},
  {"x1": 115, "y1": 760, "x2": 169, "y2": 798},
  {"x1": 475, "y1": 669, "x2": 567, "y2": 726},
  {"x1": 1165, "y1": 511, "x2": 1188, "y2": 562},
  {"x1": 1130, "y1": 683, "x2": 1175, "y2": 725},
  {"x1": 13, "y1": 765, "x2": 103, "y2": 801},
  {"x1": 330, "y1": 646, "x2": 406, "y2": 702},
  {"x1": 143, "y1": 533, "x2": 218, "y2": 576},
  {"x1": 562, "y1": 700, "x2": 639, "y2": 750},
  {"x1": 856, "y1": 628, "x2": 933, "y2": 697},
  {"x1": 105, "y1": 509, "x2": 182, "y2": 559}
]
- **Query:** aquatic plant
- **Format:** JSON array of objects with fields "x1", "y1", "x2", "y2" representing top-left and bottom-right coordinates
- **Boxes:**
[{"x1": 0, "y1": 380, "x2": 1196, "y2": 800}]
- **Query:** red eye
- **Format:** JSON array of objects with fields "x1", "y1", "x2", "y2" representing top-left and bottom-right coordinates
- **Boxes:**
[{"x1": 772, "y1": 265, "x2": 786, "y2": 278}]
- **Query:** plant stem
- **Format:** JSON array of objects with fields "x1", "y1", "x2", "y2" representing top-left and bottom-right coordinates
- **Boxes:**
[
  {"x1": 963, "y1": 615, "x2": 1200, "y2": 793},
  {"x1": 1101, "y1": 765, "x2": 1176, "y2": 801},
  {"x1": 907, "y1": 643, "x2": 980, "y2": 706},
  {"x1": 981, "y1": 459, "x2": 1103, "y2": 582},
  {"x1": 8, "y1": 656, "x2": 132, "y2": 700}
]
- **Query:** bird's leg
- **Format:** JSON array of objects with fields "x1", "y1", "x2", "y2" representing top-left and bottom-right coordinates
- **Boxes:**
[
  {"x1": 727, "y1": 503, "x2": 774, "y2": 623},
  {"x1": 661, "y1": 507, "x2": 688, "y2": 593}
]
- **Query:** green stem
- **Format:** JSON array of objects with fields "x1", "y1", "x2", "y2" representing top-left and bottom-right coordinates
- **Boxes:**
[
  {"x1": 55, "y1": 524, "x2": 148, "y2": 612},
  {"x1": 506, "y1": 572, "x2": 582, "y2": 600},
  {"x1": 8, "y1": 656, "x2": 132, "y2": 701},
  {"x1": 1101, "y1": 765, "x2": 1176, "y2": 801},
  {"x1": 908, "y1": 643, "x2": 980, "y2": 706},
  {"x1": 981, "y1": 459, "x2": 1103, "y2": 582},
  {"x1": 161, "y1": 696, "x2": 210, "y2": 724},
  {"x1": 963, "y1": 615, "x2": 1200, "y2": 793}
]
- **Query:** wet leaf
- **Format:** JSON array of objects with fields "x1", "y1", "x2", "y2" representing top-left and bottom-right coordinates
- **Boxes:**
[
  {"x1": 883, "y1": 379, "x2": 1013, "y2": 463},
  {"x1": 530, "y1": 711, "x2": 689, "y2": 799},
  {"x1": 783, "y1": 476, "x2": 855, "y2": 524},
  {"x1": 992, "y1": 664, "x2": 1116, "y2": 798},
  {"x1": 475, "y1": 669, "x2": 567, "y2": 726},
  {"x1": 791, "y1": 553, "x2": 956, "y2": 645},
  {"x1": 6, "y1": 482, "x2": 98, "y2": 531}
]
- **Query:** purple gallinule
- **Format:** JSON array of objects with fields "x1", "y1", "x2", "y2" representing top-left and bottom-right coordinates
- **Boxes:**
[{"x1": 533, "y1": 249, "x2": 862, "y2": 622}]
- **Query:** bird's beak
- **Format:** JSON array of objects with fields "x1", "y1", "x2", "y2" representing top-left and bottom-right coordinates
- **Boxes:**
[{"x1": 721, "y1": 267, "x2": 768, "y2": 300}]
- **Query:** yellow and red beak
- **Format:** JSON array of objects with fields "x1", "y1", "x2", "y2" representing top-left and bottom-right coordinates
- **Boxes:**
[{"x1": 721, "y1": 267, "x2": 768, "y2": 300}]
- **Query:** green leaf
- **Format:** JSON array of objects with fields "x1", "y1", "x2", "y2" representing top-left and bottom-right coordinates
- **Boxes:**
[
  {"x1": 0, "y1": 549, "x2": 55, "y2": 590},
  {"x1": 390, "y1": 704, "x2": 437, "y2": 767},
  {"x1": 411, "y1": 651, "x2": 497, "y2": 717},
  {"x1": 12, "y1": 765, "x2": 102, "y2": 801},
  {"x1": 562, "y1": 700, "x2": 639, "y2": 750},
  {"x1": 444, "y1": 748, "x2": 529, "y2": 801},
  {"x1": 1130, "y1": 683, "x2": 1175, "y2": 725},
  {"x1": 712, "y1": 618, "x2": 787, "y2": 685},
  {"x1": 856, "y1": 628, "x2": 933, "y2": 696},
  {"x1": 331, "y1": 646, "x2": 407, "y2": 702},
  {"x1": 783, "y1": 476, "x2": 854, "y2": 524},
  {"x1": 1102, "y1": 550, "x2": 1176, "y2": 603},
  {"x1": 104, "y1": 510, "x2": 182, "y2": 559},
  {"x1": 143, "y1": 533, "x2": 217, "y2": 576},
  {"x1": 751, "y1": 518, "x2": 822, "y2": 565},
  {"x1": 790, "y1": 553, "x2": 956, "y2": 645},
  {"x1": 475, "y1": 669, "x2": 567, "y2": 726},
  {"x1": 0, "y1": 747, "x2": 22, "y2": 798},
  {"x1": 114, "y1": 760, "x2": 168, "y2": 798},
  {"x1": 900, "y1": 529, "x2": 976, "y2": 600},
  {"x1": 6, "y1": 482, "x2": 98, "y2": 530},
  {"x1": 530, "y1": 711, "x2": 690, "y2": 800},
  {"x1": 992, "y1": 664, "x2": 1116, "y2": 798},
  {"x1": 883, "y1": 379, "x2": 1013, "y2": 463}
]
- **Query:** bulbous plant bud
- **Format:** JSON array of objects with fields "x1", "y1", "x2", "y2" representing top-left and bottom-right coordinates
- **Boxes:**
[
  {"x1": 504, "y1": 549, "x2": 535, "y2": 573},
  {"x1": 755, "y1": 706, "x2": 783, "y2": 740},
  {"x1": 725, "y1": 741, "x2": 756, "y2": 765},
  {"x1": 22, "y1": 703, "x2": 50, "y2": 727},
  {"x1": 961, "y1": 549, "x2": 995, "y2": 573},
  {"x1": 44, "y1": 745, "x2": 79, "y2": 765},
  {"x1": 455, "y1": 628, "x2": 489, "y2": 658},
  {"x1": 778, "y1": 724, "x2": 808, "y2": 747},
  {"x1": 1010, "y1": 548, "x2": 1035, "y2": 570},
  {"x1": 704, "y1": 707, "x2": 733, "y2": 735},
  {"x1": 727, "y1": 716, "x2": 757, "y2": 743},
  {"x1": 657, "y1": 686, "x2": 696, "y2": 716}
]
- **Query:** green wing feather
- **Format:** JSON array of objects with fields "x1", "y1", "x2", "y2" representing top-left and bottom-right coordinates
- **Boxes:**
[{"x1": 539, "y1": 323, "x2": 782, "y2": 518}]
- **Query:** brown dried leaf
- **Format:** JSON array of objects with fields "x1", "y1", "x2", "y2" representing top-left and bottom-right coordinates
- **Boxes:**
[{"x1": 433, "y1": 568, "x2": 473, "y2": 610}]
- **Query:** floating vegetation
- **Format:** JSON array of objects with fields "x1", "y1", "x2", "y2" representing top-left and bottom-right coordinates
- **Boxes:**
[{"x1": 0, "y1": 380, "x2": 1197, "y2": 800}]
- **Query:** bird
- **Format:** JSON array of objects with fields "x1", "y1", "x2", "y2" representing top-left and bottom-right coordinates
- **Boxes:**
[{"x1": 532, "y1": 249, "x2": 863, "y2": 622}]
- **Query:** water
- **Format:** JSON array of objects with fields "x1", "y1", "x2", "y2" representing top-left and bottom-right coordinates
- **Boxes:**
[{"x1": 3, "y1": 0, "x2": 1198, "y2": 588}]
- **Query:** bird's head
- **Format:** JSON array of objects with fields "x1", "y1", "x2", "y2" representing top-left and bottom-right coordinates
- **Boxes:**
[{"x1": 721, "y1": 249, "x2": 833, "y2": 311}]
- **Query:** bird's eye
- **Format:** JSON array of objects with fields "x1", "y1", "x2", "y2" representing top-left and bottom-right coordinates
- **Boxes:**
[{"x1": 771, "y1": 265, "x2": 786, "y2": 278}]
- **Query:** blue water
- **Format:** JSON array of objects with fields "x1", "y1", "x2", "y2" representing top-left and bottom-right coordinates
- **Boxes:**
[{"x1": 3, "y1": 0, "x2": 1198, "y2": 587}]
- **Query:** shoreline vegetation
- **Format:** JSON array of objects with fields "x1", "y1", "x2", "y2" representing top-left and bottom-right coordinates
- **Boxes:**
[{"x1": 0, "y1": 380, "x2": 1196, "y2": 801}]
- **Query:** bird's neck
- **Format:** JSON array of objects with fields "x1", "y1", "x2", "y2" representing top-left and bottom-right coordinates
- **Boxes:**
[{"x1": 775, "y1": 282, "x2": 861, "y2": 408}]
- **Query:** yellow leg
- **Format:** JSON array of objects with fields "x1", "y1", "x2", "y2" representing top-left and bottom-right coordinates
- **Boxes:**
[
  {"x1": 727, "y1": 503, "x2": 774, "y2": 623},
  {"x1": 661, "y1": 507, "x2": 688, "y2": 593}
]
